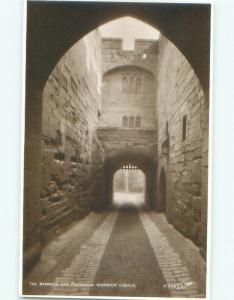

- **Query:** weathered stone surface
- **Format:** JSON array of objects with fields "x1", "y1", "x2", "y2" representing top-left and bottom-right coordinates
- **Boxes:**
[
  {"x1": 97, "y1": 128, "x2": 157, "y2": 157},
  {"x1": 102, "y1": 38, "x2": 158, "y2": 75},
  {"x1": 99, "y1": 39, "x2": 157, "y2": 130},
  {"x1": 40, "y1": 29, "x2": 105, "y2": 241},
  {"x1": 156, "y1": 35, "x2": 208, "y2": 248}
]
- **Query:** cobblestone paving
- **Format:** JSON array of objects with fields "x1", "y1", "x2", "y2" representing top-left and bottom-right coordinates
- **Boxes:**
[
  {"x1": 23, "y1": 206, "x2": 206, "y2": 298},
  {"x1": 23, "y1": 212, "x2": 109, "y2": 295},
  {"x1": 47, "y1": 212, "x2": 118, "y2": 296},
  {"x1": 90, "y1": 208, "x2": 169, "y2": 297},
  {"x1": 139, "y1": 211, "x2": 204, "y2": 298},
  {"x1": 148, "y1": 211, "x2": 206, "y2": 296}
]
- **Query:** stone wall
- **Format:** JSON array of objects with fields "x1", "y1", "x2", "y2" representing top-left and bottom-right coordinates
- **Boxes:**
[
  {"x1": 99, "y1": 67, "x2": 157, "y2": 129},
  {"x1": 97, "y1": 128, "x2": 157, "y2": 157},
  {"x1": 156, "y1": 35, "x2": 207, "y2": 251},
  {"x1": 40, "y1": 29, "x2": 104, "y2": 243},
  {"x1": 99, "y1": 37, "x2": 158, "y2": 129},
  {"x1": 102, "y1": 38, "x2": 158, "y2": 75}
]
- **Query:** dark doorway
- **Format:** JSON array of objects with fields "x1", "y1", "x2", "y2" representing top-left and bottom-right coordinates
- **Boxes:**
[{"x1": 158, "y1": 168, "x2": 166, "y2": 212}]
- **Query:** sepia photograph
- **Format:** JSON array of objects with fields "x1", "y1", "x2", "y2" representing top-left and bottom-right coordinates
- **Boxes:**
[{"x1": 21, "y1": 1, "x2": 211, "y2": 298}]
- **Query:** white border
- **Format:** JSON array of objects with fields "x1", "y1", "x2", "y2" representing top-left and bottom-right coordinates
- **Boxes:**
[
  {"x1": 31, "y1": 0, "x2": 211, "y2": 3},
  {"x1": 206, "y1": 2, "x2": 214, "y2": 300},
  {"x1": 19, "y1": 0, "x2": 27, "y2": 297},
  {"x1": 19, "y1": 1, "x2": 213, "y2": 300},
  {"x1": 21, "y1": 296, "x2": 205, "y2": 300}
]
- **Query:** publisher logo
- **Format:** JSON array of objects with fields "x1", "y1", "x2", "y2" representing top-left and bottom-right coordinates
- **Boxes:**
[{"x1": 164, "y1": 281, "x2": 193, "y2": 290}]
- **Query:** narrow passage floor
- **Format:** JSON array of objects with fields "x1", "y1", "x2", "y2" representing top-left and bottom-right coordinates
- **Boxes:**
[{"x1": 23, "y1": 201, "x2": 206, "y2": 298}]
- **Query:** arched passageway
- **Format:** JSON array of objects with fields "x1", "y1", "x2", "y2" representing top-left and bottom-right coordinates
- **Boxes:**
[
  {"x1": 104, "y1": 150, "x2": 156, "y2": 208},
  {"x1": 22, "y1": 3, "x2": 210, "y2": 277}
]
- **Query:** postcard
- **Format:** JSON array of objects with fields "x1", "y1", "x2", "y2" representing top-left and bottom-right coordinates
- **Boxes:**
[{"x1": 20, "y1": 1, "x2": 212, "y2": 298}]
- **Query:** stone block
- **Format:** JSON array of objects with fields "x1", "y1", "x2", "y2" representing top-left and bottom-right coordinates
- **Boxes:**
[
  {"x1": 190, "y1": 163, "x2": 202, "y2": 184},
  {"x1": 191, "y1": 196, "x2": 202, "y2": 212},
  {"x1": 186, "y1": 183, "x2": 201, "y2": 196},
  {"x1": 49, "y1": 192, "x2": 61, "y2": 203},
  {"x1": 193, "y1": 147, "x2": 202, "y2": 159}
]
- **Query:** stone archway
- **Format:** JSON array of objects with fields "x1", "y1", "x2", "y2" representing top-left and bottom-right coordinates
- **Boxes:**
[
  {"x1": 23, "y1": 2, "x2": 210, "y2": 273},
  {"x1": 102, "y1": 64, "x2": 156, "y2": 78},
  {"x1": 104, "y1": 150, "x2": 156, "y2": 208},
  {"x1": 26, "y1": 2, "x2": 210, "y2": 92}
]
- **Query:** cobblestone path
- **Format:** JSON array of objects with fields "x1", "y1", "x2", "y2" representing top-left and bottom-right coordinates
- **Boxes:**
[
  {"x1": 23, "y1": 206, "x2": 206, "y2": 298},
  {"x1": 48, "y1": 212, "x2": 118, "y2": 296},
  {"x1": 90, "y1": 207, "x2": 169, "y2": 297},
  {"x1": 139, "y1": 212, "x2": 204, "y2": 298}
]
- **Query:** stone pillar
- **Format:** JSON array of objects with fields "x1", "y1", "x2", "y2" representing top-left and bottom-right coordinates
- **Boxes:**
[{"x1": 23, "y1": 84, "x2": 43, "y2": 275}]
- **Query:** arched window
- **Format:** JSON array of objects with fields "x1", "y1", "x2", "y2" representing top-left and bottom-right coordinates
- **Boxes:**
[
  {"x1": 136, "y1": 116, "x2": 141, "y2": 128},
  {"x1": 122, "y1": 116, "x2": 128, "y2": 127},
  {"x1": 129, "y1": 76, "x2": 135, "y2": 94},
  {"x1": 135, "y1": 77, "x2": 142, "y2": 94},
  {"x1": 122, "y1": 76, "x2": 128, "y2": 93},
  {"x1": 129, "y1": 116, "x2": 135, "y2": 128}
]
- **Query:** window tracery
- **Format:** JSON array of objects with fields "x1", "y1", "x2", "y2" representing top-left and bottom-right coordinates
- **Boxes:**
[
  {"x1": 122, "y1": 74, "x2": 142, "y2": 94},
  {"x1": 122, "y1": 116, "x2": 142, "y2": 128}
]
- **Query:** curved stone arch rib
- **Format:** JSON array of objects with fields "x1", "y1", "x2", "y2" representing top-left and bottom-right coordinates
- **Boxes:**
[
  {"x1": 27, "y1": 2, "x2": 210, "y2": 93},
  {"x1": 102, "y1": 65, "x2": 155, "y2": 80},
  {"x1": 105, "y1": 148, "x2": 156, "y2": 174}
]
